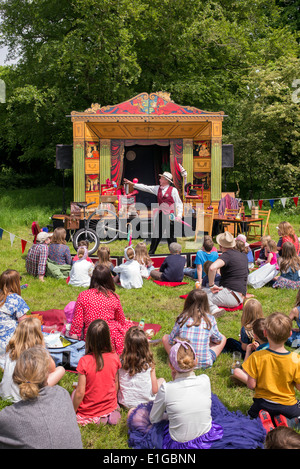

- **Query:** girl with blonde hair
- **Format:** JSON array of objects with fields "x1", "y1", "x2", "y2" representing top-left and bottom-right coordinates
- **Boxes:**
[
  {"x1": 0, "y1": 316, "x2": 65, "y2": 402},
  {"x1": 134, "y1": 242, "x2": 154, "y2": 278},
  {"x1": 113, "y1": 246, "x2": 143, "y2": 289},
  {"x1": 223, "y1": 298, "x2": 264, "y2": 357},
  {"x1": 68, "y1": 246, "x2": 94, "y2": 287},
  {"x1": 0, "y1": 269, "x2": 29, "y2": 368},
  {"x1": 272, "y1": 242, "x2": 300, "y2": 290},
  {"x1": 0, "y1": 345, "x2": 83, "y2": 449},
  {"x1": 277, "y1": 221, "x2": 299, "y2": 256}
]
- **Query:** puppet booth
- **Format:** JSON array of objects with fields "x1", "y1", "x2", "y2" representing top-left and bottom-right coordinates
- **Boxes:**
[{"x1": 70, "y1": 92, "x2": 224, "y2": 212}]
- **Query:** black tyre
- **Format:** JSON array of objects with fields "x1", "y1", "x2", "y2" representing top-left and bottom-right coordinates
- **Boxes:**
[
  {"x1": 72, "y1": 228, "x2": 100, "y2": 255},
  {"x1": 87, "y1": 209, "x2": 119, "y2": 244}
]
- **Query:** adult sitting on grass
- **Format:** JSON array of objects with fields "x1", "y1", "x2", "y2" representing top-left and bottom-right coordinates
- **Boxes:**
[
  {"x1": 183, "y1": 235, "x2": 219, "y2": 286},
  {"x1": 68, "y1": 264, "x2": 133, "y2": 355},
  {"x1": 25, "y1": 231, "x2": 52, "y2": 282},
  {"x1": 204, "y1": 231, "x2": 249, "y2": 317},
  {"x1": 0, "y1": 269, "x2": 29, "y2": 369},
  {"x1": 0, "y1": 345, "x2": 83, "y2": 449},
  {"x1": 150, "y1": 242, "x2": 185, "y2": 282},
  {"x1": 46, "y1": 227, "x2": 72, "y2": 279}
]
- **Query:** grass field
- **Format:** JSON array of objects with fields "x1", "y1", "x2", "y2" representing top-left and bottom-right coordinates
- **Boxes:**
[{"x1": 0, "y1": 186, "x2": 300, "y2": 449}]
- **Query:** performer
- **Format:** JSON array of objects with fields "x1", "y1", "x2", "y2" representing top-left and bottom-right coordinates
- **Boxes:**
[{"x1": 124, "y1": 172, "x2": 183, "y2": 254}]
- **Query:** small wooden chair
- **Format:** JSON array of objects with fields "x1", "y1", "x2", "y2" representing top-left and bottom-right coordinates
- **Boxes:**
[
  {"x1": 247, "y1": 209, "x2": 271, "y2": 240},
  {"x1": 195, "y1": 207, "x2": 214, "y2": 242}
]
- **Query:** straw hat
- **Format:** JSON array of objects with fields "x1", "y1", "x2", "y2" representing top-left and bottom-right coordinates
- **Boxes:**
[
  {"x1": 159, "y1": 171, "x2": 173, "y2": 184},
  {"x1": 216, "y1": 231, "x2": 236, "y2": 248}
]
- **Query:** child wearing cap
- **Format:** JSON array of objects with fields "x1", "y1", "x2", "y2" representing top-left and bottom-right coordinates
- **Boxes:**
[{"x1": 25, "y1": 232, "x2": 52, "y2": 282}]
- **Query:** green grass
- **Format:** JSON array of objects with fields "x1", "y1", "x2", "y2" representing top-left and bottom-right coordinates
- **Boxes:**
[{"x1": 0, "y1": 186, "x2": 300, "y2": 448}]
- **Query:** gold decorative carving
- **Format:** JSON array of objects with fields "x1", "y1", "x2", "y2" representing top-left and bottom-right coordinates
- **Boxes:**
[{"x1": 84, "y1": 103, "x2": 101, "y2": 113}]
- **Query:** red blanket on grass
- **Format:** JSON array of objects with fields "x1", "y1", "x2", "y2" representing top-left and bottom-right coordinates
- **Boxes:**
[
  {"x1": 31, "y1": 310, "x2": 162, "y2": 336},
  {"x1": 153, "y1": 280, "x2": 188, "y2": 287}
]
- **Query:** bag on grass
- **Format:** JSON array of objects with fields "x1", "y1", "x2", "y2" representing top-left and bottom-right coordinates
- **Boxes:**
[{"x1": 46, "y1": 336, "x2": 85, "y2": 370}]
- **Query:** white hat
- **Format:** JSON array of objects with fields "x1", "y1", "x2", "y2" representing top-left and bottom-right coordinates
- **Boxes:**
[
  {"x1": 36, "y1": 232, "x2": 52, "y2": 243},
  {"x1": 216, "y1": 231, "x2": 236, "y2": 248},
  {"x1": 235, "y1": 234, "x2": 249, "y2": 247},
  {"x1": 159, "y1": 171, "x2": 173, "y2": 184}
]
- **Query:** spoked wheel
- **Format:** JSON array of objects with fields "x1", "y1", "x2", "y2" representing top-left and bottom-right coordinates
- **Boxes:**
[
  {"x1": 87, "y1": 209, "x2": 120, "y2": 244},
  {"x1": 72, "y1": 228, "x2": 100, "y2": 255}
]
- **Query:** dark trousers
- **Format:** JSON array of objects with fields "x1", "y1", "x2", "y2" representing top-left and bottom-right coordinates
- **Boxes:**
[
  {"x1": 149, "y1": 211, "x2": 176, "y2": 254},
  {"x1": 248, "y1": 398, "x2": 300, "y2": 419}
]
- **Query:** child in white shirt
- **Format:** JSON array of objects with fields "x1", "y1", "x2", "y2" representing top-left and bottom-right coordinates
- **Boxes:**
[{"x1": 113, "y1": 246, "x2": 143, "y2": 289}]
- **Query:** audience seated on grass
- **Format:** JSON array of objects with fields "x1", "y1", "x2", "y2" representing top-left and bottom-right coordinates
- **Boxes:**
[
  {"x1": 204, "y1": 231, "x2": 248, "y2": 317},
  {"x1": 150, "y1": 242, "x2": 185, "y2": 282},
  {"x1": 0, "y1": 269, "x2": 30, "y2": 369},
  {"x1": 118, "y1": 326, "x2": 165, "y2": 409},
  {"x1": 183, "y1": 235, "x2": 218, "y2": 285},
  {"x1": 46, "y1": 227, "x2": 72, "y2": 279},
  {"x1": 68, "y1": 264, "x2": 133, "y2": 354},
  {"x1": 223, "y1": 298, "x2": 264, "y2": 358},
  {"x1": 25, "y1": 231, "x2": 52, "y2": 282},
  {"x1": 0, "y1": 316, "x2": 65, "y2": 402},
  {"x1": 162, "y1": 289, "x2": 226, "y2": 369},
  {"x1": 127, "y1": 338, "x2": 266, "y2": 450},
  {"x1": 243, "y1": 312, "x2": 300, "y2": 421},
  {"x1": 68, "y1": 246, "x2": 94, "y2": 288},
  {"x1": 230, "y1": 318, "x2": 268, "y2": 386},
  {"x1": 72, "y1": 319, "x2": 122, "y2": 426},
  {"x1": 272, "y1": 242, "x2": 300, "y2": 290},
  {"x1": 0, "y1": 345, "x2": 83, "y2": 449},
  {"x1": 113, "y1": 246, "x2": 143, "y2": 289}
]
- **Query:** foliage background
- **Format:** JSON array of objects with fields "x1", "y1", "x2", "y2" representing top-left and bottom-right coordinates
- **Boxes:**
[{"x1": 0, "y1": 0, "x2": 299, "y2": 198}]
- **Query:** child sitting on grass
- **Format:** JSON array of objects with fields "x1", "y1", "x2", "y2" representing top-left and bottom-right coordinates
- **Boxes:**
[
  {"x1": 135, "y1": 242, "x2": 155, "y2": 278},
  {"x1": 113, "y1": 246, "x2": 143, "y2": 289},
  {"x1": 72, "y1": 319, "x2": 122, "y2": 426},
  {"x1": 150, "y1": 242, "x2": 185, "y2": 282},
  {"x1": 230, "y1": 317, "x2": 268, "y2": 385},
  {"x1": 118, "y1": 326, "x2": 165, "y2": 409},
  {"x1": 243, "y1": 312, "x2": 300, "y2": 421},
  {"x1": 162, "y1": 289, "x2": 226, "y2": 369},
  {"x1": 0, "y1": 316, "x2": 65, "y2": 402},
  {"x1": 223, "y1": 298, "x2": 264, "y2": 358}
]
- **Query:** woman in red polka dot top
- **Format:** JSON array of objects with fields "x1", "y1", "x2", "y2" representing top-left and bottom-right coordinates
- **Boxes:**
[{"x1": 69, "y1": 265, "x2": 133, "y2": 355}]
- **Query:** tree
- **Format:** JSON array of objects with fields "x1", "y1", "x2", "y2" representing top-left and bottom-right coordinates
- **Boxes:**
[
  {"x1": 0, "y1": 0, "x2": 299, "y2": 188},
  {"x1": 225, "y1": 56, "x2": 300, "y2": 199}
]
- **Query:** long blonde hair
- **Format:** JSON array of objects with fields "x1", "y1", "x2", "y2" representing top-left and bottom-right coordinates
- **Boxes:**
[
  {"x1": 97, "y1": 246, "x2": 111, "y2": 268},
  {"x1": 6, "y1": 316, "x2": 44, "y2": 361},
  {"x1": 135, "y1": 242, "x2": 151, "y2": 265},
  {"x1": 279, "y1": 242, "x2": 300, "y2": 273},
  {"x1": 278, "y1": 221, "x2": 297, "y2": 243},
  {"x1": 13, "y1": 345, "x2": 50, "y2": 400},
  {"x1": 241, "y1": 298, "x2": 264, "y2": 339},
  {"x1": 0, "y1": 269, "x2": 21, "y2": 307}
]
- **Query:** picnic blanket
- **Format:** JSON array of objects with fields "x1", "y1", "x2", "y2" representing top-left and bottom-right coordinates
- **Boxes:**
[{"x1": 153, "y1": 280, "x2": 188, "y2": 287}]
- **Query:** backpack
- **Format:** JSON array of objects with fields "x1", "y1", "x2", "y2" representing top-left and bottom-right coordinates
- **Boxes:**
[{"x1": 46, "y1": 335, "x2": 86, "y2": 370}]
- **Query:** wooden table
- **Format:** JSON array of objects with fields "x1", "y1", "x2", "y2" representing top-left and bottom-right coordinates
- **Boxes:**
[{"x1": 213, "y1": 216, "x2": 264, "y2": 238}]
